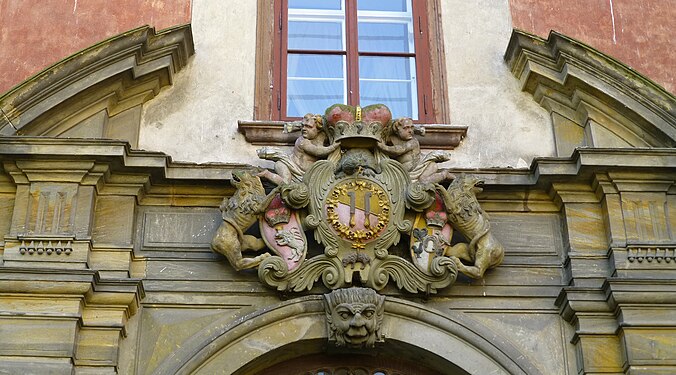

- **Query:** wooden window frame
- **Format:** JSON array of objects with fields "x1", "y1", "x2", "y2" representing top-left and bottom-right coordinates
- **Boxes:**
[{"x1": 254, "y1": 0, "x2": 449, "y2": 123}]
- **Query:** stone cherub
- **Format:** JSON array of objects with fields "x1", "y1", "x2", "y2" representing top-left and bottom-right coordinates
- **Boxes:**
[
  {"x1": 377, "y1": 117, "x2": 455, "y2": 184},
  {"x1": 257, "y1": 113, "x2": 340, "y2": 185}
]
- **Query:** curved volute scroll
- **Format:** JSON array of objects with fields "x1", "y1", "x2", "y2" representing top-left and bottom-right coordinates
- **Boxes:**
[{"x1": 211, "y1": 104, "x2": 504, "y2": 294}]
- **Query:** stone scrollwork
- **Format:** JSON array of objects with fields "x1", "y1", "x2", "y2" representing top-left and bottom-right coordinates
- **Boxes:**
[
  {"x1": 368, "y1": 255, "x2": 458, "y2": 293},
  {"x1": 259, "y1": 254, "x2": 344, "y2": 292},
  {"x1": 212, "y1": 104, "x2": 504, "y2": 294},
  {"x1": 324, "y1": 287, "x2": 385, "y2": 348}
]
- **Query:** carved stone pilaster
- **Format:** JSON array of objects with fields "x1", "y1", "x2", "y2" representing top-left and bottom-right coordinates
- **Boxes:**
[
  {"x1": 2, "y1": 160, "x2": 107, "y2": 269},
  {"x1": 554, "y1": 169, "x2": 676, "y2": 375},
  {"x1": 0, "y1": 268, "x2": 144, "y2": 373}
]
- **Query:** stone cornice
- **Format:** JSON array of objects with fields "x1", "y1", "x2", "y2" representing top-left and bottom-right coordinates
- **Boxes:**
[
  {"x1": 505, "y1": 30, "x2": 676, "y2": 147},
  {"x1": 0, "y1": 137, "x2": 251, "y2": 184},
  {"x1": 0, "y1": 25, "x2": 194, "y2": 135},
  {"x1": 0, "y1": 138, "x2": 674, "y2": 189},
  {"x1": 455, "y1": 148, "x2": 676, "y2": 190},
  {"x1": 0, "y1": 267, "x2": 144, "y2": 335},
  {"x1": 604, "y1": 278, "x2": 676, "y2": 306}
]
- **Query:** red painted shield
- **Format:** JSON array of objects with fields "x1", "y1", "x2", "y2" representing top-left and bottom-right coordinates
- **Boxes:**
[{"x1": 259, "y1": 195, "x2": 307, "y2": 272}]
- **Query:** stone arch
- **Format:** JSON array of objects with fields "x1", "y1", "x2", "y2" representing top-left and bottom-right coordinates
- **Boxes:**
[
  {"x1": 151, "y1": 295, "x2": 543, "y2": 375},
  {"x1": 0, "y1": 26, "x2": 194, "y2": 147},
  {"x1": 505, "y1": 30, "x2": 676, "y2": 156}
]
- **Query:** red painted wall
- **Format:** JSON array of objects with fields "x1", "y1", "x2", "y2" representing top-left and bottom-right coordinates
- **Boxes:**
[
  {"x1": 1, "y1": 1, "x2": 673, "y2": 95},
  {"x1": 0, "y1": 0, "x2": 191, "y2": 94},
  {"x1": 510, "y1": 0, "x2": 676, "y2": 94}
]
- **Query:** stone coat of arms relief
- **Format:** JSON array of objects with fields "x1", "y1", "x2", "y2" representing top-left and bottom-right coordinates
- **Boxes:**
[{"x1": 211, "y1": 104, "x2": 504, "y2": 296}]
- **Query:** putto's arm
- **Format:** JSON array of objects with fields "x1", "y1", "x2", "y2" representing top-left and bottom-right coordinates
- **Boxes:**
[
  {"x1": 377, "y1": 139, "x2": 417, "y2": 156},
  {"x1": 298, "y1": 138, "x2": 340, "y2": 158}
]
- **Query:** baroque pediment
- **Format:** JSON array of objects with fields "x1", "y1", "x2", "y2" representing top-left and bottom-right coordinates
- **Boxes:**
[
  {"x1": 0, "y1": 25, "x2": 194, "y2": 148},
  {"x1": 506, "y1": 30, "x2": 676, "y2": 155}
]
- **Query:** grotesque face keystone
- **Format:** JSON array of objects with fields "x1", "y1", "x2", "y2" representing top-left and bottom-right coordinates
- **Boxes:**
[{"x1": 324, "y1": 288, "x2": 385, "y2": 348}]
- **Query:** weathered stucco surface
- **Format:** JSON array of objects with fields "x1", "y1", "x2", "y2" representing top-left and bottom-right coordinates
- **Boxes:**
[
  {"x1": 441, "y1": 0, "x2": 554, "y2": 168},
  {"x1": 139, "y1": 1, "x2": 554, "y2": 168},
  {"x1": 139, "y1": 0, "x2": 261, "y2": 165}
]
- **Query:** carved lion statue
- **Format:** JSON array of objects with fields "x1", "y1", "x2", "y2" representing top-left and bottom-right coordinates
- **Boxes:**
[
  {"x1": 436, "y1": 174, "x2": 504, "y2": 278},
  {"x1": 211, "y1": 170, "x2": 273, "y2": 270}
]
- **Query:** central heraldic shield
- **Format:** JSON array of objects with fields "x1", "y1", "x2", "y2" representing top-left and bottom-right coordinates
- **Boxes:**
[{"x1": 326, "y1": 178, "x2": 390, "y2": 248}]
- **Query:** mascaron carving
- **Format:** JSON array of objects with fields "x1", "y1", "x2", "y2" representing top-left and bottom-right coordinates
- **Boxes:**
[
  {"x1": 324, "y1": 287, "x2": 385, "y2": 348},
  {"x1": 211, "y1": 104, "x2": 504, "y2": 293}
]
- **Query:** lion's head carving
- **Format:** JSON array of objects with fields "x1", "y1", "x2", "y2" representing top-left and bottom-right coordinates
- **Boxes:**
[{"x1": 223, "y1": 170, "x2": 266, "y2": 215}]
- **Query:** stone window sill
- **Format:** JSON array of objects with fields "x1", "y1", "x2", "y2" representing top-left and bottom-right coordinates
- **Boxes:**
[{"x1": 238, "y1": 120, "x2": 467, "y2": 150}]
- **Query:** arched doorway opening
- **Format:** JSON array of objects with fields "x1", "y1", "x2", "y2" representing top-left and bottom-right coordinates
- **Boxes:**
[
  {"x1": 255, "y1": 352, "x2": 461, "y2": 375},
  {"x1": 157, "y1": 295, "x2": 540, "y2": 375},
  {"x1": 239, "y1": 336, "x2": 473, "y2": 375}
]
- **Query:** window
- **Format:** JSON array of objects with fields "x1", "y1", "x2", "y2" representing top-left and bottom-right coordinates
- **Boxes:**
[{"x1": 256, "y1": 0, "x2": 448, "y2": 123}]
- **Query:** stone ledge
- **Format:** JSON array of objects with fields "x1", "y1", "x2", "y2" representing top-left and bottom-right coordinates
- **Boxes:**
[
  {"x1": 238, "y1": 120, "x2": 468, "y2": 150},
  {"x1": 1, "y1": 138, "x2": 675, "y2": 188}
]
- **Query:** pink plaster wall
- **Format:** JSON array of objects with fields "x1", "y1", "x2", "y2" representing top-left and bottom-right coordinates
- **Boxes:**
[
  {"x1": 1, "y1": 1, "x2": 673, "y2": 95},
  {"x1": 509, "y1": 0, "x2": 676, "y2": 94},
  {"x1": 0, "y1": 0, "x2": 191, "y2": 94}
]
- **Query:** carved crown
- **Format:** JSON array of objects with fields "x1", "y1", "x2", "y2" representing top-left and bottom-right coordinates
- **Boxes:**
[
  {"x1": 264, "y1": 195, "x2": 291, "y2": 227},
  {"x1": 325, "y1": 104, "x2": 391, "y2": 148},
  {"x1": 424, "y1": 194, "x2": 448, "y2": 228}
]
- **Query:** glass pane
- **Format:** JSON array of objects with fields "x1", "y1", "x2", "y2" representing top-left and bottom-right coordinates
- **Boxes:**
[
  {"x1": 359, "y1": 80, "x2": 415, "y2": 118},
  {"x1": 287, "y1": 79, "x2": 345, "y2": 117},
  {"x1": 357, "y1": 0, "x2": 407, "y2": 12},
  {"x1": 288, "y1": 54, "x2": 344, "y2": 79},
  {"x1": 289, "y1": 21, "x2": 343, "y2": 50},
  {"x1": 358, "y1": 22, "x2": 410, "y2": 52},
  {"x1": 287, "y1": 54, "x2": 345, "y2": 117},
  {"x1": 359, "y1": 56, "x2": 417, "y2": 119},
  {"x1": 359, "y1": 56, "x2": 413, "y2": 80},
  {"x1": 289, "y1": 0, "x2": 342, "y2": 10}
]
